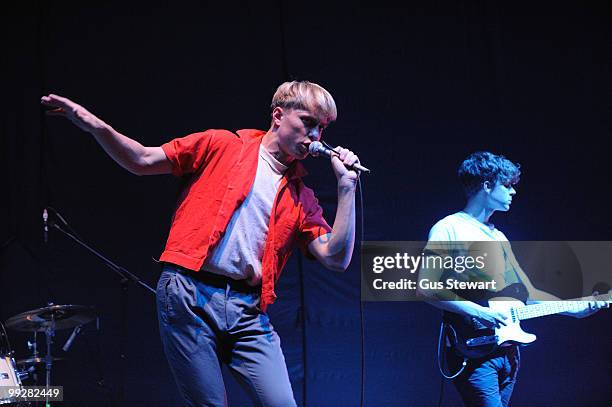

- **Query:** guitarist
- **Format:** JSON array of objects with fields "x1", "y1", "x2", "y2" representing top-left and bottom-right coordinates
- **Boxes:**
[{"x1": 418, "y1": 151, "x2": 607, "y2": 407}]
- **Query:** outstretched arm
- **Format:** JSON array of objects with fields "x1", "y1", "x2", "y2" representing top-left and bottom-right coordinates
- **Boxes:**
[
  {"x1": 41, "y1": 94, "x2": 171, "y2": 176},
  {"x1": 513, "y1": 263, "x2": 609, "y2": 318}
]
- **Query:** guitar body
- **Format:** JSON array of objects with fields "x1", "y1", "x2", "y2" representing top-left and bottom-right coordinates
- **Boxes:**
[
  {"x1": 444, "y1": 283, "x2": 534, "y2": 359},
  {"x1": 444, "y1": 284, "x2": 610, "y2": 360},
  {"x1": 489, "y1": 300, "x2": 537, "y2": 347}
]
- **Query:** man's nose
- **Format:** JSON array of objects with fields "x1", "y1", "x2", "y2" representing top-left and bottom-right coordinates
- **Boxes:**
[{"x1": 307, "y1": 127, "x2": 321, "y2": 141}]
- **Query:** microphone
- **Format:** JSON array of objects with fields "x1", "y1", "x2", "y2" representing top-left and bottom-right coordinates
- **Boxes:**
[
  {"x1": 308, "y1": 141, "x2": 371, "y2": 173},
  {"x1": 62, "y1": 325, "x2": 83, "y2": 352},
  {"x1": 43, "y1": 208, "x2": 48, "y2": 243}
]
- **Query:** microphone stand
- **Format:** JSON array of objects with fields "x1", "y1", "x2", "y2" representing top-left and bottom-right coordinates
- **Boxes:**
[
  {"x1": 48, "y1": 217, "x2": 155, "y2": 294},
  {"x1": 47, "y1": 210, "x2": 155, "y2": 406}
]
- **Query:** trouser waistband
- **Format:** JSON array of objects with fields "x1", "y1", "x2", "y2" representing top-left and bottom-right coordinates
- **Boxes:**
[{"x1": 163, "y1": 262, "x2": 260, "y2": 294}]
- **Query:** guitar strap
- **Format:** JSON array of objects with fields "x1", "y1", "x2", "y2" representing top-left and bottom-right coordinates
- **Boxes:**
[{"x1": 500, "y1": 241, "x2": 522, "y2": 285}]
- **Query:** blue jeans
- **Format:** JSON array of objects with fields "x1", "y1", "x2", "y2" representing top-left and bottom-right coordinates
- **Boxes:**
[
  {"x1": 156, "y1": 264, "x2": 296, "y2": 407},
  {"x1": 451, "y1": 347, "x2": 520, "y2": 407}
]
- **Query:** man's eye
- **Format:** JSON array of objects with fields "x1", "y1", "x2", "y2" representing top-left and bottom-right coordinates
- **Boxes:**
[{"x1": 302, "y1": 118, "x2": 316, "y2": 127}]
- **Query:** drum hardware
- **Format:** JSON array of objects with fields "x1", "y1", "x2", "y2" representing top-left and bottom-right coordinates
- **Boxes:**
[
  {"x1": 4, "y1": 304, "x2": 98, "y2": 406},
  {"x1": 4, "y1": 304, "x2": 96, "y2": 333},
  {"x1": 44, "y1": 206, "x2": 155, "y2": 405},
  {"x1": 15, "y1": 357, "x2": 65, "y2": 367}
]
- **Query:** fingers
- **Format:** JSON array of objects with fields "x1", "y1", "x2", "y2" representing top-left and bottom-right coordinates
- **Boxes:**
[
  {"x1": 592, "y1": 300, "x2": 608, "y2": 310},
  {"x1": 39, "y1": 94, "x2": 101, "y2": 134},
  {"x1": 495, "y1": 311, "x2": 509, "y2": 326},
  {"x1": 41, "y1": 94, "x2": 67, "y2": 105},
  {"x1": 587, "y1": 301, "x2": 595, "y2": 312},
  {"x1": 583, "y1": 299, "x2": 606, "y2": 315},
  {"x1": 45, "y1": 108, "x2": 67, "y2": 116},
  {"x1": 587, "y1": 292, "x2": 609, "y2": 311},
  {"x1": 591, "y1": 291, "x2": 610, "y2": 308},
  {"x1": 41, "y1": 94, "x2": 75, "y2": 110},
  {"x1": 480, "y1": 309, "x2": 508, "y2": 327},
  {"x1": 332, "y1": 146, "x2": 360, "y2": 168}
]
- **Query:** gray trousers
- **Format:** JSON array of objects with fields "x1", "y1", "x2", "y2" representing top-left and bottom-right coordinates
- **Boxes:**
[{"x1": 156, "y1": 263, "x2": 297, "y2": 407}]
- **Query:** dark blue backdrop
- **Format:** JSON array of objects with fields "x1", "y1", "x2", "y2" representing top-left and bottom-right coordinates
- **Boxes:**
[{"x1": 1, "y1": 1, "x2": 610, "y2": 406}]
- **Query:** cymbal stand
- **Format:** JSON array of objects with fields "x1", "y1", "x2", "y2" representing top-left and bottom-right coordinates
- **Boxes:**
[
  {"x1": 27, "y1": 332, "x2": 40, "y2": 383},
  {"x1": 44, "y1": 317, "x2": 55, "y2": 407}
]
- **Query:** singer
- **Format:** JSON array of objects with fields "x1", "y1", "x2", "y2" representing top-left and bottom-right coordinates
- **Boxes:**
[{"x1": 41, "y1": 81, "x2": 360, "y2": 406}]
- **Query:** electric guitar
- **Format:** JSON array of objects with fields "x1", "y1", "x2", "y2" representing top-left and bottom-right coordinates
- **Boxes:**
[{"x1": 444, "y1": 283, "x2": 611, "y2": 359}]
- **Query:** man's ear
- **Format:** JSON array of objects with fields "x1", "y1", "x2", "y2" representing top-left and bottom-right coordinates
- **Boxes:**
[
  {"x1": 482, "y1": 181, "x2": 493, "y2": 193},
  {"x1": 271, "y1": 107, "x2": 284, "y2": 127}
]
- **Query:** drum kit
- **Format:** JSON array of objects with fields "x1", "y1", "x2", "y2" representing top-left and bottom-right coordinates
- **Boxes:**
[
  {"x1": 0, "y1": 304, "x2": 97, "y2": 405},
  {"x1": 0, "y1": 208, "x2": 154, "y2": 405}
]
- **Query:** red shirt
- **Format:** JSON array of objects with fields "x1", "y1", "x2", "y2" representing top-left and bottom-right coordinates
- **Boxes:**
[{"x1": 159, "y1": 129, "x2": 332, "y2": 311}]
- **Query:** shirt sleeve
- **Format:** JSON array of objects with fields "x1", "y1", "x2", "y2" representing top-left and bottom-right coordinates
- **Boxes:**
[
  {"x1": 424, "y1": 219, "x2": 455, "y2": 257},
  {"x1": 161, "y1": 131, "x2": 215, "y2": 177},
  {"x1": 428, "y1": 219, "x2": 453, "y2": 242},
  {"x1": 297, "y1": 186, "x2": 333, "y2": 257}
]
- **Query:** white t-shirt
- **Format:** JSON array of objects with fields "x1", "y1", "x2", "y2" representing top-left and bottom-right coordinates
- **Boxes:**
[
  {"x1": 427, "y1": 212, "x2": 522, "y2": 290},
  {"x1": 202, "y1": 145, "x2": 287, "y2": 285},
  {"x1": 428, "y1": 211, "x2": 508, "y2": 242}
]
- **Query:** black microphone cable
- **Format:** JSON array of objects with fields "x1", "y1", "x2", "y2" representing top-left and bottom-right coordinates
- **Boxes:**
[
  {"x1": 357, "y1": 175, "x2": 366, "y2": 407},
  {"x1": 320, "y1": 140, "x2": 368, "y2": 407}
]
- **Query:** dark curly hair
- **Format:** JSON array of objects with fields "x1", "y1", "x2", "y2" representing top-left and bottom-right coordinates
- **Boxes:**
[{"x1": 458, "y1": 151, "x2": 521, "y2": 198}]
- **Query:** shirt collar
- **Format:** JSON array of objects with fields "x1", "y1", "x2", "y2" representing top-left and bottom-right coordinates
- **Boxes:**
[
  {"x1": 236, "y1": 129, "x2": 309, "y2": 181},
  {"x1": 259, "y1": 144, "x2": 288, "y2": 174}
]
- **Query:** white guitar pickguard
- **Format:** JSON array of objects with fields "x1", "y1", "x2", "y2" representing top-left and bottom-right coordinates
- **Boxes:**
[{"x1": 488, "y1": 299, "x2": 537, "y2": 346}]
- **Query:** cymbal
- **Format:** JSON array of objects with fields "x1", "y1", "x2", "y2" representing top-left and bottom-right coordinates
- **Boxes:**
[
  {"x1": 4, "y1": 305, "x2": 97, "y2": 332},
  {"x1": 15, "y1": 356, "x2": 64, "y2": 366}
]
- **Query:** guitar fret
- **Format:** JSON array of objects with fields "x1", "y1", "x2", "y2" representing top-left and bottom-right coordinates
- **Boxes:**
[{"x1": 517, "y1": 301, "x2": 597, "y2": 320}]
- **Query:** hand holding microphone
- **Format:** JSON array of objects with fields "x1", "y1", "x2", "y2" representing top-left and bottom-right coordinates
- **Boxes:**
[{"x1": 308, "y1": 141, "x2": 370, "y2": 173}]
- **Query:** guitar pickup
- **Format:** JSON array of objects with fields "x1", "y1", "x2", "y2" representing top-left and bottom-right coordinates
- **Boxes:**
[{"x1": 466, "y1": 335, "x2": 498, "y2": 347}]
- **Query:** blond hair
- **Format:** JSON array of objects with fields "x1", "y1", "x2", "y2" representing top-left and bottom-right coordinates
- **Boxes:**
[{"x1": 271, "y1": 81, "x2": 337, "y2": 122}]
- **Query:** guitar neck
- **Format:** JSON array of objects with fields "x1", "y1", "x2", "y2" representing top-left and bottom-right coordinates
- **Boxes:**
[
  {"x1": 516, "y1": 302, "x2": 582, "y2": 320},
  {"x1": 515, "y1": 294, "x2": 611, "y2": 321}
]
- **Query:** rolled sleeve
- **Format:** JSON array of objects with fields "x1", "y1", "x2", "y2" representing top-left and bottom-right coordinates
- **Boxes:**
[{"x1": 161, "y1": 131, "x2": 214, "y2": 177}]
